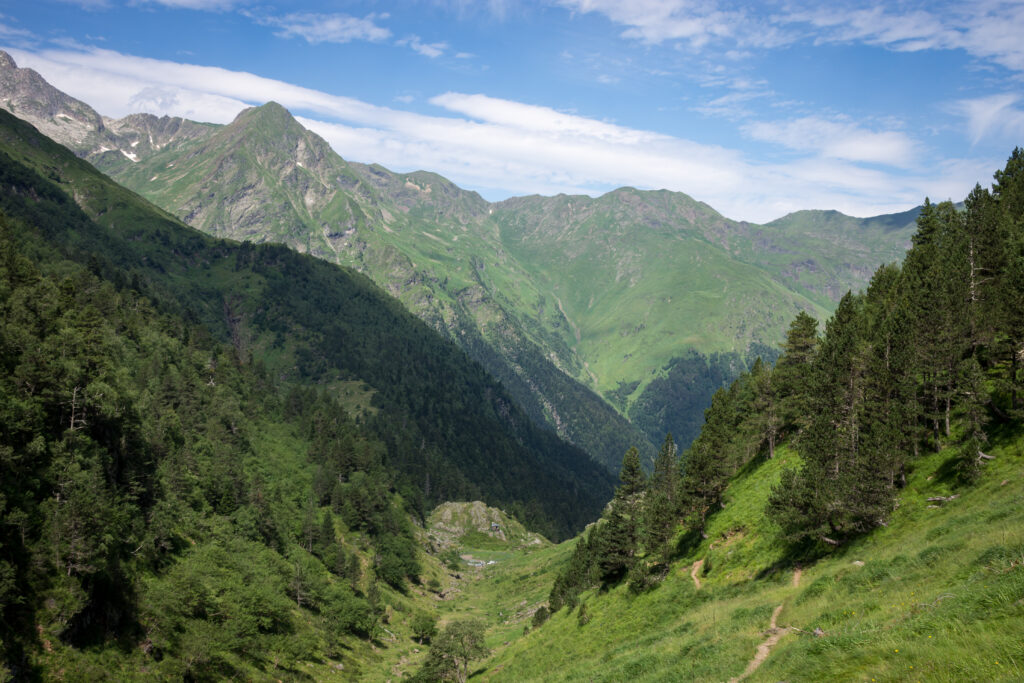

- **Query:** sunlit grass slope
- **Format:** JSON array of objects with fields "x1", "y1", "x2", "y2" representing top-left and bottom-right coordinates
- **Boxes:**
[{"x1": 478, "y1": 428, "x2": 1024, "y2": 682}]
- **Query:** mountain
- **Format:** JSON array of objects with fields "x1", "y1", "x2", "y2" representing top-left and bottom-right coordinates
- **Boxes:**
[
  {"x1": 0, "y1": 105, "x2": 616, "y2": 542},
  {"x1": 401, "y1": 150, "x2": 1024, "y2": 680},
  {"x1": 0, "y1": 52, "x2": 653, "y2": 470},
  {"x1": 0, "y1": 52, "x2": 921, "y2": 458}
]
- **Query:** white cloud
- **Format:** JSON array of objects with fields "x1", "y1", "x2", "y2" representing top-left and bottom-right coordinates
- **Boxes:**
[
  {"x1": 1, "y1": 45, "x2": 996, "y2": 223},
  {"x1": 743, "y1": 116, "x2": 919, "y2": 168},
  {"x1": 397, "y1": 35, "x2": 448, "y2": 58},
  {"x1": 0, "y1": 19, "x2": 35, "y2": 44},
  {"x1": 787, "y1": 1, "x2": 1024, "y2": 72},
  {"x1": 950, "y1": 93, "x2": 1024, "y2": 144},
  {"x1": 558, "y1": 0, "x2": 789, "y2": 49},
  {"x1": 560, "y1": 1, "x2": 1024, "y2": 73},
  {"x1": 258, "y1": 13, "x2": 391, "y2": 45},
  {"x1": 141, "y1": 0, "x2": 242, "y2": 10}
]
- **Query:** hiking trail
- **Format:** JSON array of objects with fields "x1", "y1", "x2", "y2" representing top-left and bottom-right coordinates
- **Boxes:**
[{"x1": 729, "y1": 566, "x2": 802, "y2": 682}]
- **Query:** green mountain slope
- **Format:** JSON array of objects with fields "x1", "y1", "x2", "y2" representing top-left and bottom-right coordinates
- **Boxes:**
[
  {"x1": 757, "y1": 207, "x2": 920, "y2": 306},
  {"x1": 491, "y1": 189, "x2": 831, "y2": 391},
  {"x1": 393, "y1": 149, "x2": 1024, "y2": 681},
  {"x1": 477, "y1": 434, "x2": 1024, "y2": 681},
  {"x1": 0, "y1": 52, "x2": 652, "y2": 470},
  {"x1": 0, "y1": 106, "x2": 615, "y2": 541},
  {"x1": 0, "y1": 52, "x2": 922, "y2": 460}
]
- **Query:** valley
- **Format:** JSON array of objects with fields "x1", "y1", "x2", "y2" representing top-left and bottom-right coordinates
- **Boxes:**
[
  {"x1": 1, "y1": 43, "x2": 1023, "y2": 683},
  {"x1": 368, "y1": 428, "x2": 1024, "y2": 681}
]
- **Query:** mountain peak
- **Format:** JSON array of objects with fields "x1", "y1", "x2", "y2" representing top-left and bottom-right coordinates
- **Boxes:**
[
  {"x1": 0, "y1": 50, "x2": 16, "y2": 70},
  {"x1": 235, "y1": 100, "x2": 298, "y2": 127}
]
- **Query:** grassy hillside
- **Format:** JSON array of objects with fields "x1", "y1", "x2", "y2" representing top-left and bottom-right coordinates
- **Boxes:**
[
  {"x1": 464, "y1": 431, "x2": 1024, "y2": 681},
  {"x1": 492, "y1": 190, "x2": 831, "y2": 397}
]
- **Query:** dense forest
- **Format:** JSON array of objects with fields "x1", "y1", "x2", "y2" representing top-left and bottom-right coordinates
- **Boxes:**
[
  {"x1": 0, "y1": 211, "x2": 422, "y2": 677},
  {"x1": 545, "y1": 148, "x2": 1024, "y2": 611},
  {"x1": 0, "y1": 107, "x2": 620, "y2": 678}
]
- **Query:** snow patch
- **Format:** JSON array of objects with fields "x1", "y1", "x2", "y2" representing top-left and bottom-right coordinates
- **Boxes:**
[
  {"x1": 121, "y1": 150, "x2": 138, "y2": 162},
  {"x1": 131, "y1": 140, "x2": 140, "y2": 147}
]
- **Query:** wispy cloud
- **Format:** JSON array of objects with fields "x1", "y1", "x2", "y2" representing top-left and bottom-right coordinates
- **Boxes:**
[
  {"x1": 786, "y1": 1, "x2": 1024, "y2": 72},
  {"x1": 2, "y1": 45, "x2": 996, "y2": 222},
  {"x1": 743, "y1": 116, "x2": 919, "y2": 168},
  {"x1": 0, "y1": 17, "x2": 36, "y2": 45},
  {"x1": 140, "y1": 0, "x2": 243, "y2": 10},
  {"x1": 558, "y1": 0, "x2": 790, "y2": 49},
  {"x1": 950, "y1": 93, "x2": 1024, "y2": 144},
  {"x1": 560, "y1": 1, "x2": 1024, "y2": 72},
  {"x1": 397, "y1": 35, "x2": 448, "y2": 58},
  {"x1": 256, "y1": 12, "x2": 391, "y2": 45}
]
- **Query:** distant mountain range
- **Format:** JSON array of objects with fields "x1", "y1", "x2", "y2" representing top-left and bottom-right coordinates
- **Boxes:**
[{"x1": 0, "y1": 50, "x2": 922, "y2": 463}]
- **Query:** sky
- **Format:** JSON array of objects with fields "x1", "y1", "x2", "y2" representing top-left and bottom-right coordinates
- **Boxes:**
[{"x1": 1, "y1": 1, "x2": 1023, "y2": 223}]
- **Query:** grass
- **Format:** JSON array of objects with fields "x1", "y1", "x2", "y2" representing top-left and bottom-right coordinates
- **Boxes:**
[{"x1": 463, "y1": 426, "x2": 1024, "y2": 682}]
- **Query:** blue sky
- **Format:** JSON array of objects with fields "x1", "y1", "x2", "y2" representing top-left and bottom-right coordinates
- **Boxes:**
[{"x1": 1, "y1": 0, "x2": 1023, "y2": 222}]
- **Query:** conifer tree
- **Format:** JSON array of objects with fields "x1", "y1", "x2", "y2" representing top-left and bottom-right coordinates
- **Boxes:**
[
  {"x1": 678, "y1": 389, "x2": 734, "y2": 533},
  {"x1": 749, "y1": 358, "x2": 781, "y2": 458},
  {"x1": 595, "y1": 447, "x2": 646, "y2": 584},
  {"x1": 774, "y1": 311, "x2": 819, "y2": 437},
  {"x1": 617, "y1": 446, "x2": 646, "y2": 500},
  {"x1": 993, "y1": 148, "x2": 1024, "y2": 414},
  {"x1": 642, "y1": 433, "x2": 679, "y2": 559}
]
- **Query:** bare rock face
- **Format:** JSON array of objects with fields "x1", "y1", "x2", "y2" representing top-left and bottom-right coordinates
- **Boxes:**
[
  {"x1": 0, "y1": 51, "x2": 215, "y2": 167},
  {"x1": 0, "y1": 51, "x2": 106, "y2": 148},
  {"x1": 427, "y1": 501, "x2": 548, "y2": 549}
]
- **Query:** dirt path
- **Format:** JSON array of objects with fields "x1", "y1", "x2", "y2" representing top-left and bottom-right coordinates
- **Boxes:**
[
  {"x1": 690, "y1": 559, "x2": 704, "y2": 590},
  {"x1": 729, "y1": 604, "x2": 785, "y2": 682},
  {"x1": 729, "y1": 567, "x2": 802, "y2": 682}
]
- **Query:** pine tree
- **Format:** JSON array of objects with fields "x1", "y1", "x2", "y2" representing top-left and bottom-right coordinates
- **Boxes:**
[
  {"x1": 617, "y1": 446, "x2": 646, "y2": 499},
  {"x1": 774, "y1": 311, "x2": 819, "y2": 437},
  {"x1": 316, "y1": 510, "x2": 336, "y2": 561},
  {"x1": 642, "y1": 433, "x2": 678, "y2": 560},
  {"x1": 593, "y1": 447, "x2": 646, "y2": 584},
  {"x1": 993, "y1": 148, "x2": 1024, "y2": 415},
  {"x1": 749, "y1": 358, "x2": 781, "y2": 458},
  {"x1": 678, "y1": 389, "x2": 734, "y2": 533}
]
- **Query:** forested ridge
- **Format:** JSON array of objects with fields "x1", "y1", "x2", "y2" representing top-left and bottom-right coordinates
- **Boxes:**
[
  {"x1": 545, "y1": 148, "x2": 1024, "y2": 612},
  {"x1": 0, "y1": 107, "x2": 614, "y2": 544},
  {"x1": 0, "y1": 108, "x2": 619, "y2": 678},
  {"x1": 0, "y1": 211, "x2": 423, "y2": 678}
]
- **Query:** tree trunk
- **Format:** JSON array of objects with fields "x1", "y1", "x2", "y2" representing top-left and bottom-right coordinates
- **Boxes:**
[{"x1": 945, "y1": 395, "x2": 951, "y2": 437}]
